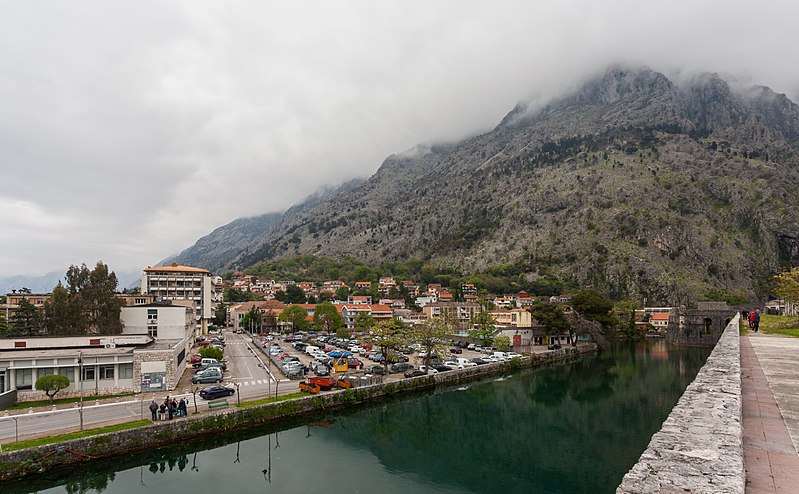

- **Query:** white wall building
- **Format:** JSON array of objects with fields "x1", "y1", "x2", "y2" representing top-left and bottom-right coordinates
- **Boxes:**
[{"x1": 141, "y1": 264, "x2": 213, "y2": 333}]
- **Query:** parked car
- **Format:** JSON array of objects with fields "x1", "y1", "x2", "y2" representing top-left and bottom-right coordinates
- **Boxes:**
[
  {"x1": 192, "y1": 369, "x2": 223, "y2": 384},
  {"x1": 418, "y1": 366, "x2": 438, "y2": 375},
  {"x1": 547, "y1": 343, "x2": 562, "y2": 350},
  {"x1": 190, "y1": 354, "x2": 202, "y2": 364},
  {"x1": 390, "y1": 362, "x2": 413, "y2": 374},
  {"x1": 467, "y1": 343, "x2": 476, "y2": 350},
  {"x1": 196, "y1": 364, "x2": 224, "y2": 375},
  {"x1": 312, "y1": 363, "x2": 330, "y2": 376},
  {"x1": 363, "y1": 365, "x2": 386, "y2": 375},
  {"x1": 449, "y1": 347, "x2": 463, "y2": 354},
  {"x1": 470, "y1": 357, "x2": 489, "y2": 365},
  {"x1": 404, "y1": 369, "x2": 426, "y2": 378},
  {"x1": 348, "y1": 358, "x2": 363, "y2": 369},
  {"x1": 199, "y1": 385, "x2": 235, "y2": 400},
  {"x1": 430, "y1": 363, "x2": 453, "y2": 372}
]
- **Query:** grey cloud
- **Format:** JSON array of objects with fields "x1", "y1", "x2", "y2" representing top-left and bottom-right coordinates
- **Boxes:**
[{"x1": 1, "y1": 0, "x2": 797, "y2": 277}]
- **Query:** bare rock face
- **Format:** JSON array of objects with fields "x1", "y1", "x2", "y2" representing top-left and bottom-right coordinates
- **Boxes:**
[{"x1": 176, "y1": 66, "x2": 799, "y2": 304}]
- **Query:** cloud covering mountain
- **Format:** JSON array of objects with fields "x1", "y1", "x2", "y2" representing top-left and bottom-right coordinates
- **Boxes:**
[{"x1": 1, "y1": 1, "x2": 797, "y2": 278}]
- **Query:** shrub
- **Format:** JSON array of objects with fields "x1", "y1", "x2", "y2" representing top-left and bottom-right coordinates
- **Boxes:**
[{"x1": 199, "y1": 346, "x2": 223, "y2": 361}]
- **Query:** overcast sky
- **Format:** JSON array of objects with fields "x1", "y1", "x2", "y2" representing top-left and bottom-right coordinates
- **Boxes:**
[{"x1": 1, "y1": 1, "x2": 797, "y2": 278}]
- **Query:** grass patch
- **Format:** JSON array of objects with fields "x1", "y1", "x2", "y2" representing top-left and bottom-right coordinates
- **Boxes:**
[
  {"x1": 0, "y1": 419, "x2": 151, "y2": 452},
  {"x1": 237, "y1": 392, "x2": 305, "y2": 408},
  {"x1": 759, "y1": 314, "x2": 799, "y2": 337},
  {"x1": 1, "y1": 392, "x2": 136, "y2": 411}
]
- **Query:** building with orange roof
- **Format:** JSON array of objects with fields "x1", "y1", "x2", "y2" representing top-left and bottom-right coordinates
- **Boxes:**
[{"x1": 141, "y1": 263, "x2": 213, "y2": 333}]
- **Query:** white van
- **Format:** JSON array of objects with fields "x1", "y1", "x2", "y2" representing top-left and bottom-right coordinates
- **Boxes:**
[{"x1": 304, "y1": 345, "x2": 319, "y2": 355}]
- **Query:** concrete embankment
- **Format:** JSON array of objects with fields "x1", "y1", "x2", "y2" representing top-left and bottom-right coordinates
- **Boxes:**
[
  {"x1": 617, "y1": 314, "x2": 743, "y2": 494},
  {"x1": 0, "y1": 345, "x2": 594, "y2": 481}
]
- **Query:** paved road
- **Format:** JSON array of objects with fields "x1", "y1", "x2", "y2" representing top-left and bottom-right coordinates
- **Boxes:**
[{"x1": 747, "y1": 332, "x2": 799, "y2": 453}]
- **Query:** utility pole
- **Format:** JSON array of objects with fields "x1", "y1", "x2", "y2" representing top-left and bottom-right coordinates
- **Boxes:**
[{"x1": 78, "y1": 351, "x2": 84, "y2": 431}]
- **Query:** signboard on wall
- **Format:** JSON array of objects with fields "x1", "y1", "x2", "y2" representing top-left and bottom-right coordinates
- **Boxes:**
[{"x1": 141, "y1": 373, "x2": 165, "y2": 392}]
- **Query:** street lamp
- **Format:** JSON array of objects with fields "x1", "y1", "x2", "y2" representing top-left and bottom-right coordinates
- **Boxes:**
[{"x1": 78, "y1": 351, "x2": 84, "y2": 431}]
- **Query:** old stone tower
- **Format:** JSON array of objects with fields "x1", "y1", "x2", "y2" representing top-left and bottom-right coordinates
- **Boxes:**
[{"x1": 666, "y1": 302, "x2": 735, "y2": 347}]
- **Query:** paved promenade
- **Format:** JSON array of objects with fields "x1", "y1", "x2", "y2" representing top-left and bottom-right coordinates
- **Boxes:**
[{"x1": 742, "y1": 332, "x2": 799, "y2": 493}]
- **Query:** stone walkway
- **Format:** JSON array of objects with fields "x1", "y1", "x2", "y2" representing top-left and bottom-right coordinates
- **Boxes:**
[{"x1": 741, "y1": 332, "x2": 799, "y2": 493}]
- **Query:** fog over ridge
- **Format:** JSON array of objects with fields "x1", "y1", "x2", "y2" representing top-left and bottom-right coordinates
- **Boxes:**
[{"x1": 1, "y1": 1, "x2": 796, "y2": 278}]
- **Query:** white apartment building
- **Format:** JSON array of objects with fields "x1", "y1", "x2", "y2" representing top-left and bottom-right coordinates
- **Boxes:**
[{"x1": 141, "y1": 264, "x2": 213, "y2": 333}]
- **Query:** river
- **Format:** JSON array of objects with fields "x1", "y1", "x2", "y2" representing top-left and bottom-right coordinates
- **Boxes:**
[{"x1": 6, "y1": 340, "x2": 710, "y2": 494}]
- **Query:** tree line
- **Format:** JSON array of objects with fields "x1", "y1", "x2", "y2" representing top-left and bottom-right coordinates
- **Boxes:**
[{"x1": 0, "y1": 262, "x2": 123, "y2": 337}]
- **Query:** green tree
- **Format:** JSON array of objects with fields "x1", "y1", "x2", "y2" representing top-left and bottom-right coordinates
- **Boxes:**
[
  {"x1": 365, "y1": 318, "x2": 409, "y2": 371},
  {"x1": 335, "y1": 286, "x2": 350, "y2": 301},
  {"x1": 468, "y1": 311, "x2": 497, "y2": 346},
  {"x1": 571, "y1": 289, "x2": 616, "y2": 329},
  {"x1": 774, "y1": 268, "x2": 799, "y2": 308},
  {"x1": 284, "y1": 285, "x2": 307, "y2": 304},
  {"x1": 313, "y1": 301, "x2": 344, "y2": 333},
  {"x1": 35, "y1": 374, "x2": 70, "y2": 404},
  {"x1": 279, "y1": 305, "x2": 309, "y2": 333},
  {"x1": 199, "y1": 346, "x2": 223, "y2": 361},
  {"x1": 354, "y1": 312, "x2": 376, "y2": 333},
  {"x1": 44, "y1": 283, "x2": 82, "y2": 335},
  {"x1": 65, "y1": 262, "x2": 124, "y2": 334},
  {"x1": 9, "y1": 297, "x2": 43, "y2": 336},
  {"x1": 336, "y1": 326, "x2": 353, "y2": 338},
  {"x1": 241, "y1": 306, "x2": 263, "y2": 333},
  {"x1": 529, "y1": 302, "x2": 570, "y2": 338},
  {"x1": 0, "y1": 312, "x2": 9, "y2": 335},
  {"x1": 494, "y1": 334, "x2": 511, "y2": 350},
  {"x1": 223, "y1": 288, "x2": 261, "y2": 302},
  {"x1": 412, "y1": 318, "x2": 451, "y2": 369},
  {"x1": 213, "y1": 304, "x2": 228, "y2": 326}
]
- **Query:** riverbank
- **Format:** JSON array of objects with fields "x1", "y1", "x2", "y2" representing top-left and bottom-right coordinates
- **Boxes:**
[{"x1": 0, "y1": 345, "x2": 594, "y2": 481}]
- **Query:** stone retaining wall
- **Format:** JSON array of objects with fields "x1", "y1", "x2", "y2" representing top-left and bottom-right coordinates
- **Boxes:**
[
  {"x1": 0, "y1": 345, "x2": 594, "y2": 480},
  {"x1": 617, "y1": 314, "x2": 743, "y2": 494}
]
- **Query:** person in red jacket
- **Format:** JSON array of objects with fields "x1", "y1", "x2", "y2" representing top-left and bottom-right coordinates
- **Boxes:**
[{"x1": 749, "y1": 311, "x2": 756, "y2": 329}]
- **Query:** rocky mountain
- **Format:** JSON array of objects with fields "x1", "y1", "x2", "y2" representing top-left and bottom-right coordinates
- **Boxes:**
[
  {"x1": 160, "y1": 179, "x2": 364, "y2": 273},
  {"x1": 183, "y1": 66, "x2": 799, "y2": 304}
]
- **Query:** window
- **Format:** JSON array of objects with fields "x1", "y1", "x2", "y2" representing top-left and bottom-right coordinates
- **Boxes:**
[
  {"x1": 15, "y1": 369, "x2": 33, "y2": 390},
  {"x1": 60, "y1": 367, "x2": 75, "y2": 382},
  {"x1": 135, "y1": 298, "x2": 146, "y2": 305},
  {"x1": 39, "y1": 367, "x2": 55, "y2": 376},
  {"x1": 81, "y1": 366, "x2": 96, "y2": 381},
  {"x1": 148, "y1": 325, "x2": 158, "y2": 338},
  {"x1": 100, "y1": 365, "x2": 114, "y2": 380},
  {"x1": 119, "y1": 363, "x2": 133, "y2": 379},
  {"x1": 147, "y1": 309, "x2": 157, "y2": 320}
]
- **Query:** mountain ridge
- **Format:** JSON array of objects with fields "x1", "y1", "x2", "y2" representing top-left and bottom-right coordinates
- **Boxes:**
[{"x1": 172, "y1": 66, "x2": 799, "y2": 304}]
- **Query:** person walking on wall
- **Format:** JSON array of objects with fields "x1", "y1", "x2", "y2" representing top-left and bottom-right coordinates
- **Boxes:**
[
  {"x1": 149, "y1": 400, "x2": 159, "y2": 421},
  {"x1": 753, "y1": 309, "x2": 761, "y2": 333}
]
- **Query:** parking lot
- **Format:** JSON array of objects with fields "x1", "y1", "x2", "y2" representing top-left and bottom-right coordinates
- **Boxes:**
[{"x1": 178, "y1": 329, "x2": 571, "y2": 402}]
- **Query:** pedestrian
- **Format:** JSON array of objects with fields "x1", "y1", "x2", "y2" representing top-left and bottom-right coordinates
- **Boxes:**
[
  {"x1": 167, "y1": 400, "x2": 174, "y2": 420},
  {"x1": 749, "y1": 310, "x2": 756, "y2": 329},
  {"x1": 753, "y1": 310, "x2": 761, "y2": 333},
  {"x1": 159, "y1": 403, "x2": 166, "y2": 421},
  {"x1": 148, "y1": 400, "x2": 159, "y2": 421},
  {"x1": 178, "y1": 398, "x2": 187, "y2": 417}
]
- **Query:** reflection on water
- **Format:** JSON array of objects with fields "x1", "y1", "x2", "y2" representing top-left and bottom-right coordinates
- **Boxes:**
[{"x1": 8, "y1": 340, "x2": 710, "y2": 494}]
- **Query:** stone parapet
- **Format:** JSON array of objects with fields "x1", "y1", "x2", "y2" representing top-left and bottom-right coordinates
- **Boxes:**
[{"x1": 617, "y1": 314, "x2": 743, "y2": 493}]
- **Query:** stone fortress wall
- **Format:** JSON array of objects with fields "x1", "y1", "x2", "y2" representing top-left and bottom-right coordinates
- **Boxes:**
[{"x1": 618, "y1": 314, "x2": 743, "y2": 493}]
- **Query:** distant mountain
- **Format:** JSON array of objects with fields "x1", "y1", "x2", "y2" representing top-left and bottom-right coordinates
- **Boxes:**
[
  {"x1": 175, "y1": 66, "x2": 799, "y2": 304},
  {"x1": 159, "y1": 178, "x2": 365, "y2": 273},
  {"x1": 0, "y1": 269, "x2": 141, "y2": 295}
]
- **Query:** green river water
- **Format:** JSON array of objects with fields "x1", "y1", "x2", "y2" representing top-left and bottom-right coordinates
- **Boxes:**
[{"x1": 6, "y1": 340, "x2": 711, "y2": 494}]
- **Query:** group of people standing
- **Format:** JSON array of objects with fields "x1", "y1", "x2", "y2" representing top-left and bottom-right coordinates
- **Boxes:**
[
  {"x1": 742, "y1": 309, "x2": 761, "y2": 332},
  {"x1": 148, "y1": 396, "x2": 188, "y2": 421}
]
